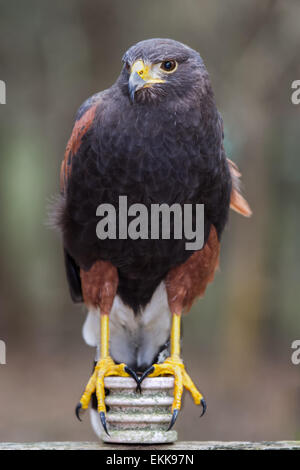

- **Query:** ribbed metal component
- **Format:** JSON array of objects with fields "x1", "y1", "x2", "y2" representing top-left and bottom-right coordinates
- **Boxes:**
[{"x1": 100, "y1": 376, "x2": 178, "y2": 444}]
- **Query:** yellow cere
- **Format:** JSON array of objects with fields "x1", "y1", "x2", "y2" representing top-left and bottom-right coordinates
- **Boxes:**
[{"x1": 131, "y1": 60, "x2": 165, "y2": 85}]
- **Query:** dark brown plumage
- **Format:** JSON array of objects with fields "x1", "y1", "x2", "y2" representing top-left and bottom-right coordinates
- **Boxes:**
[
  {"x1": 54, "y1": 38, "x2": 251, "y2": 435},
  {"x1": 56, "y1": 39, "x2": 242, "y2": 311}
]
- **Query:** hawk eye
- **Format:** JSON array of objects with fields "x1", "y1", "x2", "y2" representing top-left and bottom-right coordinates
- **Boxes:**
[{"x1": 160, "y1": 60, "x2": 177, "y2": 72}]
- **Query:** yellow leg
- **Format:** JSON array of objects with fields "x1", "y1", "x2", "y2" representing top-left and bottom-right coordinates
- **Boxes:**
[
  {"x1": 76, "y1": 314, "x2": 139, "y2": 434},
  {"x1": 141, "y1": 313, "x2": 206, "y2": 429}
]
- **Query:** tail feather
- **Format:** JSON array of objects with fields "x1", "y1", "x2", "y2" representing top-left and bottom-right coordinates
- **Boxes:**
[{"x1": 227, "y1": 158, "x2": 252, "y2": 217}]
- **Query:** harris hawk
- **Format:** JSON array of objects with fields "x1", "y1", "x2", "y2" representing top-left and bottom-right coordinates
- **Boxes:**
[{"x1": 56, "y1": 38, "x2": 251, "y2": 435}]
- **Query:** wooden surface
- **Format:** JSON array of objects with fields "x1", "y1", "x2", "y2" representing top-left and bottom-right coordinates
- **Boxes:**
[{"x1": 0, "y1": 441, "x2": 300, "y2": 450}]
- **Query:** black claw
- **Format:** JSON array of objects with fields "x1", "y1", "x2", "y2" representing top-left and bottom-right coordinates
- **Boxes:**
[
  {"x1": 99, "y1": 411, "x2": 110, "y2": 436},
  {"x1": 124, "y1": 366, "x2": 142, "y2": 393},
  {"x1": 75, "y1": 403, "x2": 83, "y2": 422},
  {"x1": 137, "y1": 365, "x2": 155, "y2": 391},
  {"x1": 167, "y1": 409, "x2": 179, "y2": 431},
  {"x1": 200, "y1": 398, "x2": 207, "y2": 417}
]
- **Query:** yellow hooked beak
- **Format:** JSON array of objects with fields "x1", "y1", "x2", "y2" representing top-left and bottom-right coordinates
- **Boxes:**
[{"x1": 128, "y1": 60, "x2": 165, "y2": 102}]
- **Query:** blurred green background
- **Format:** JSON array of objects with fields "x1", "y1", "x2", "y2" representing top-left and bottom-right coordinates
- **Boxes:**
[{"x1": 0, "y1": 0, "x2": 300, "y2": 442}]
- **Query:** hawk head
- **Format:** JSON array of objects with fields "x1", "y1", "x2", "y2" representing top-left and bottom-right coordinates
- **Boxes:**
[{"x1": 120, "y1": 38, "x2": 210, "y2": 104}]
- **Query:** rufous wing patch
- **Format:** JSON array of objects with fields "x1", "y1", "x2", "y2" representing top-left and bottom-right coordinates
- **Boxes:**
[{"x1": 60, "y1": 104, "x2": 98, "y2": 193}]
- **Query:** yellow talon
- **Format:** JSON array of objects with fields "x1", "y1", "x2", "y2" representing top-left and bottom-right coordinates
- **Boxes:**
[
  {"x1": 140, "y1": 313, "x2": 206, "y2": 429},
  {"x1": 147, "y1": 355, "x2": 204, "y2": 412},
  {"x1": 79, "y1": 356, "x2": 130, "y2": 414},
  {"x1": 79, "y1": 370, "x2": 97, "y2": 410},
  {"x1": 78, "y1": 315, "x2": 132, "y2": 414},
  {"x1": 76, "y1": 314, "x2": 140, "y2": 434}
]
